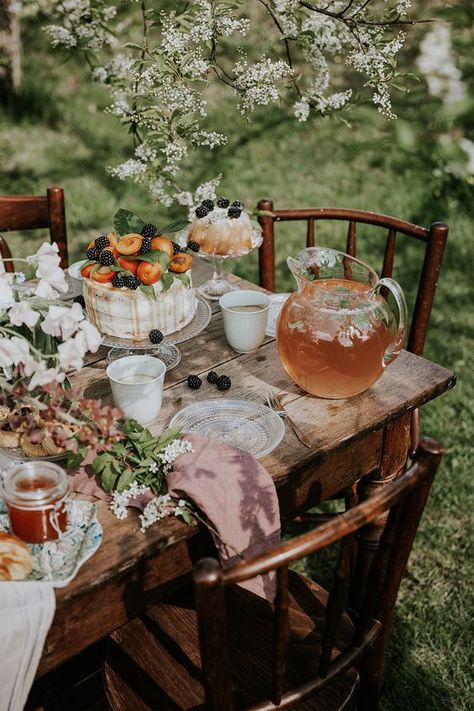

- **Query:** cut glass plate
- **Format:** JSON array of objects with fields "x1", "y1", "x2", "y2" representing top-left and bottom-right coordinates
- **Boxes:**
[{"x1": 169, "y1": 399, "x2": 285, "y2": 458}]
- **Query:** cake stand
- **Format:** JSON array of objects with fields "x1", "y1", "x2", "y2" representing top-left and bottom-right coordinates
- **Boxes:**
[
  {"x1": 101, "y1": 294, "x2": 212, "y2": 370},
  {"x1": 176, "y1": 228, "x2": 263, "y2": 301}
]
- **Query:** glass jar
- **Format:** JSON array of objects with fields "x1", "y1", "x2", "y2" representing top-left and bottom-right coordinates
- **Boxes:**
[{"x1": 2, "y1": 462, "x2": 69, "y2": 543}]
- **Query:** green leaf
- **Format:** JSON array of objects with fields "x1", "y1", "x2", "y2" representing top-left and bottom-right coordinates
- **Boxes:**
[
  {"x1": 180, "y1": 509, "x2": 194, "y2": 525},
  {"x1": 113, "y1": 208, "x2": 145, "y2": 237},
  {"x1": 156, "y1": 427, "x2": 182, "y2": 450},
  {"x1": 127, "y1": 249, "x2": 166, "y2": 266},
  {"x1": 116, "y1": 469, "x2": 135, "y2": 492},
  {"x1": 160, "y1": 272, "x2": 175, "y2": 291},
  {"x1": 139, "y1": 284, "x2": 157, "y2": 301},
  {"x1": 174, "y1": 273, "x2": 191, "y2": 289},
  {"x1": 156, "y1": 219, "x2": 189, "y2": 235},
  {"x1": 101, "y1": 464, "x2": 118, "y2": 494}
]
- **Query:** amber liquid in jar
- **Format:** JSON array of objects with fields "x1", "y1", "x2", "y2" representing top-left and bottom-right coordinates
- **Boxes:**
[{"x1": 3, "y1": 463, "x2": 69, "y2": 544}]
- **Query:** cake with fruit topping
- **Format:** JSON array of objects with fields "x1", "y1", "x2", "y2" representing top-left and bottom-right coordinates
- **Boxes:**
[
  {"x1": 81, "y1": 218, "x2": 196, "y2": 341},
  {"x1": 187, "y1": 198, "x2": 255, "y2": 256}
]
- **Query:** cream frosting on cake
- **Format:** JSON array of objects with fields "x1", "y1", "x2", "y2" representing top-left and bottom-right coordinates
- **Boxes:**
[
  {"x1": 188, "y1": 207, "x2": 254, "y2": 256},
  {"x1": 84, "y1": 273, "x2": 197, "y2": 341}
]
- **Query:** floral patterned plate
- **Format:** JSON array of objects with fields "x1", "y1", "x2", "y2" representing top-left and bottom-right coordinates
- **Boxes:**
[{"x1": 0, "y1": 498, "x2": 103, "y2": 588}]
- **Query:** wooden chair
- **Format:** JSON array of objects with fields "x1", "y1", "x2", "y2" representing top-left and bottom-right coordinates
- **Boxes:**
[
  {"x1": 0, "y1": 186, "x2": 69, "y2": 271},
  {"x1": 104, "y1": 437, "x2": 443, "y2": 711},
  {"x1": 257, "y1": 200, "x2": 448, "y2": 453}
]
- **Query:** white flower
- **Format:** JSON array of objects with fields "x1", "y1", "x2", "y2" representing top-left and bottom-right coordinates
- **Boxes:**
[
  {"x1": 57, "y1": 336, "x2": 86, "y2": 372},
  {"x1": 77, "y1": 320, "x2": 102, "y2": 352},
  {"x1": 28, "y1": 362, "x2": 65, "y2": 391},
  {"x1": 0, "y1": 279, "x2": 15, "y2": 309},
  {"x1": 0, "y1": 336, "x2": 30, "y2": 368},
  {"x1": 110, "y1": 482, "x2": 151, "y2": 520},
  {"x1": 28, "y1": 242, "x2": 68, "y2": 296},
  {"x1": 41, "y1": 302, "x2": 84, "y2": 341},
  {"x1": 34, "y1": 280, "x2": 60, "y2": 300},
  {"x1": 8, "y1": 302, "x2": 40, "y2": 329}
]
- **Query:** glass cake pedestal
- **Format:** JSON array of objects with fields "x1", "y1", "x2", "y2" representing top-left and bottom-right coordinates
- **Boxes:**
[
  {"x1": 101, "y1": 294, "x2": 212, "y2": 370},
  {"x1": 176, "y1": 228, "x2": 263, "y2": 301}
]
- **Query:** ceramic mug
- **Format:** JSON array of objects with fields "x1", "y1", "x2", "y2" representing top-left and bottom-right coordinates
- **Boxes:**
[
  {"x1": 106, "y1": 355, "x2": 166, "y2": 425},
  {"x1": 67, "y1": 260, "x2": 86, "y2": 298},
  {"x1": 219, "y1": 290, "x2": 270, "y2": 353}
]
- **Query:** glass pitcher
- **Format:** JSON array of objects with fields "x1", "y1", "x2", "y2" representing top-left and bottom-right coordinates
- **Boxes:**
[{"x1": 276, "y1": 247, "x2": 407, "y2": 399}]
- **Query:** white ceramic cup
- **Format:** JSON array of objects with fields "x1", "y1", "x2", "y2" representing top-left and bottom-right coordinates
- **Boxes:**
[
  {"x1": 219, "y1": 290, "x2": 270, "y2": 353},
  {"x1": 67, "y1": 260, "x2": 86, "y2": 298},
  {"x1": 106, "y1": 355, "x2": 166, "y2": 425}
]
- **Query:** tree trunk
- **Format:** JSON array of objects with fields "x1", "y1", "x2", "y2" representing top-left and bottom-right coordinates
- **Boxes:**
[{"x1": 0, "y1": 0, "x2": 22, "y2": 99}]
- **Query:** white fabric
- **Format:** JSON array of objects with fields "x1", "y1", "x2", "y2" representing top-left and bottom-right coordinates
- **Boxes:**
[{"x1": 0, "y1": 582, "x2": 55, "y2": 711}]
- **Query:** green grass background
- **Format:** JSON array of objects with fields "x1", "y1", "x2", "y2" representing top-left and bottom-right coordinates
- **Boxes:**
[{"x1": 1, "y1": 18, "x2": 473, "y2": 711}]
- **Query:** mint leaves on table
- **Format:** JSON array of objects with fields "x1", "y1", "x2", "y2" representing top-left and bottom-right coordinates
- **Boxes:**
[{"x1": 91, "y1": 421, "x2": 182, "y2": 494}]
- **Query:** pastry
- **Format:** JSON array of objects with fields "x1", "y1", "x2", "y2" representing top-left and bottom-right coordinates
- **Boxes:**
[
  {"x1": 187, "y1": 198, "x2": 254, "y2": 256},
  {"x1": 0, "y1": 532, "x2": 33, "y2": 581}
]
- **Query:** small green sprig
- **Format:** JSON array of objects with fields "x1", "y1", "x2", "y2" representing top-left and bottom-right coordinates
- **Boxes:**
[{"x1": 91, "y1": 420, "x2": 182, "y2": 494}]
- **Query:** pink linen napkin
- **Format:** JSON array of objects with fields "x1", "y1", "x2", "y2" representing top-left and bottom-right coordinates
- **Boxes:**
[{"x1": 168, "y1": 434, "x2": 280, "y2": 602}]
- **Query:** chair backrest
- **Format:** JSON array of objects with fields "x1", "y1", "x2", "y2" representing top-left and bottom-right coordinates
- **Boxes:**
[
  {"x1": 193, "y1": 437, "x2": 443, "y2": 711},
  {"x1": 257, "y1": 200, "x2": 448, "y2": 358},
  {"x1": 0, "y1": 186, "x2": 68, "y2": 271}
]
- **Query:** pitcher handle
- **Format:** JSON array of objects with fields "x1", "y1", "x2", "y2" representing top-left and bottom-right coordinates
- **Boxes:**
[{"x1": 375, "y1": 277, "x2": 408, "y2": 366}]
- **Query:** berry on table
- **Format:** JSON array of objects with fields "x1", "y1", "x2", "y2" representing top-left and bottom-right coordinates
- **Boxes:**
[
  {"x1": 187, "y1": 240, "x2": 200, "y2": 253},
  {"x1": 72, "y1": 295, "x2": 85, "y2": 308},
  {"x1": 124, "y1": 274, "x2": 141, "y2": 290},
  {"x1": 207, "y1": 370, "x2": 218, "y2": 384},
  {"x1": 172, "y1": 242, "x2": 181, "y2": 255},
  {"x1": 141, "y1": 236, "x2": 152, "y2": 254},
  {"x1": 217, "y1": 197, "x2": 230, "y2": 208},
  {"x1": 149, "y1": 329, "x2": 164, "y2": 345},
  {"x1": 187, "y1": 374, "x2": 202, "y2": 390},
  {"x1": 112, "y1": 273, "x2": 126, "y2": 288},
  {"x1": 99, "y1": 249, "x2": 116, "y2": 266},
  {"x1": 216, "y1": 375, "x2": 231, "y2": 391},
  {"x1": 86, "y1": 246, "x2": 100, "y2": 260},
  {"x1": 141, "y1": 224, "x2": 157, "y2": 239},
  {"x1": 201, "y1": 199, "x2": 214, "y2": 211},
  {"x1": 195, "y1": 205, "x2": 210, "y2": 219},
  {"x1": 228, "y1": 206, "x2": 242, "y2": 219},
  {"x1": 95, "y1": 234, "x2": 110, "y2": 251}
]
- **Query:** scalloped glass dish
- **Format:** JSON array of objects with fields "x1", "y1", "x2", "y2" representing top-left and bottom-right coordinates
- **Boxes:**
[{"x1": 169, "y1": 399, "x2": 285, "y2": 458}]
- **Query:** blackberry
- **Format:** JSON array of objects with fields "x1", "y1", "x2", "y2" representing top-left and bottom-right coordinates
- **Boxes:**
[
  {"x1": 72, "y1": 295, "x2": 85, "y2": 308},
  {"x1": 231, "y1": 200, "x2": 244, "y2": 209},
  {"x1": 207, "y1": 370, "x2": 218, "y2": 384},
  {"x1": 228, "y1": 206, "x2": 242, "y2": 219},
  {"x1": 141, "y1": 223, "x2": 157, "y2": 239},
  {"x1": 141, "y1": 236, "x2": 152, "y2": 254},
  {"x1": 216, "y1": 375, "x2": 231, "y2": 391},
  {"x1": 195, "y1": 205, "x2": 210, "y2": 219},
  {"x1": 187, "y1": 374, "x2": 202, "y2": 390},
  {"x1": 217, "y1": 197, "x2": 230, "y2": 208},
  {"x1": 124, "y1": 274, "x2": 141, "y2": 290},
  {"x1": 201, "y1": 199, "x2": 214, "y2": 211},
  {"x1": 95, "y1": 234, "x2": 110, "y2": 251},
  {"x1": 99, "y1": 249, "x2": 116, "y2": 266},
  {"x1": 149, "y1": 329, "x2": 164, "y2": 345},
  {"x1": 86, "y1": 246, "x2": 100, "y2": 260},
  {"x1": 187, "y1": 240, "x2": 200, "y2": 253},
  {"x1": 112, "y1": 273, "x2": 126, "y2": 288},
  {"x1": 172, "y1": 242, "x2": 181, "y2": 255}
]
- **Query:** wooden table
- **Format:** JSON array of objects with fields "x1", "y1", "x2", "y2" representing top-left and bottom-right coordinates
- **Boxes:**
[{"x1": 38, "y1": 260, "x2": 456, "y2": 677}]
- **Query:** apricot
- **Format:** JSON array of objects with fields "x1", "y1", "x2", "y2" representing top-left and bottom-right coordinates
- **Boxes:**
[
  {"x1": 169, "y1": 253, "x2": 192, "y2": 273},
  {"x1": 137, "y1": 261, "x2": 163, "y2": 286},
  {"x1": 91, "y1": 266, "x2": 115, "y2": 284},
  {"x1": 150, "y1": 235, "x2": 174, "y2": 259},
  {"x1": 117, "y1": 256, "x2": 139, "y2": 276},
  {"x1": 81, "y1": 263, "x2": 96, "y2": 279},
  {"x1": 116, "y1": 234, "x2": 143, "y2": 256},
  {"x1": 107, "y1": 231, "x2": 118, "y2": 248}
]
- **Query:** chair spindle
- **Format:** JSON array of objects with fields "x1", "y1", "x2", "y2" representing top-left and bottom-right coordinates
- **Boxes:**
[
  {"x1": 271, "y1": 565, "x2": 290, "y2": 705},
  {"x1": 318, "y1": 535, "x2": 354, "y2": 678},
  {"x1": 382, "y1": 229, "x2": 396, "y2": 278},
  {"x1": 346, "y1": 221, "x2": 357, "y2": 256},
  {"x1": 0, "y1": 235, "x2": 14, "y2": 273},
  {"x1": 306, "y1": 218, "x2": 315, "y2": 247}
]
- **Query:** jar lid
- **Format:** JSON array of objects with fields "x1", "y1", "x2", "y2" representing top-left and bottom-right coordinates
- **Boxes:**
[{"x1": 2, "y1": 461, "x2": 68, "y2": 509}]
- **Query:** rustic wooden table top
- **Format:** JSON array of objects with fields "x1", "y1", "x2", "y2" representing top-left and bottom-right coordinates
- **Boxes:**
[{"x1": 38, "y1": 258, "x2": 455, "y2": 675}]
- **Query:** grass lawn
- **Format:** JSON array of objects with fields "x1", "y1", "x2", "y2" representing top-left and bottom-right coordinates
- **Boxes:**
[{"x1": 1, "y1": 26, "x2": 473, "y2": 711}]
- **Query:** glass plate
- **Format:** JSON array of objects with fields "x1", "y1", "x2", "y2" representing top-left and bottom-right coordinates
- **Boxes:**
[
  {"x1": 106, "y1": 344, "x2": 181, "y2": 371},
  {"x1": 169, "y1": 399, "x2": 285, "y2": 458},
  {"x1": 101, "y1": 294, "x2": 211, "y2": 348},
  {"x1": 0, "y1": 498, "x2": 102, "y2": 587},
  {"x1": 266, "y1": 293, "x2": 291, "y2": 338},
  {"x1": 0, "y1": 446, "x2": 66, "y2": 463}
]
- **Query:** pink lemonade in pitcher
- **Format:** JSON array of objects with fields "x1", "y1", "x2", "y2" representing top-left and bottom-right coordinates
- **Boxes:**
[{"x1": 276, "y1": 249, "x2": 407, "y2": 399}]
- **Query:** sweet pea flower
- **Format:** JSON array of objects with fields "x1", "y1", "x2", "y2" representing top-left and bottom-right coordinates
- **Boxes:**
[
  {"x1": 41, "y1": 302, "x2": 84, "y2": 341},
  {"x1": 28, "y1": 242, "x2": 68, "y2": 296},
  {"x1": 34, "y1": 280, "x2": 60, "y2": 300},
  {"x1": 58, "y1": 336, "x2": 86, "y2": 372},
  {"x1": 27, "y1": 361, "x2": 65, "y2": 391},
  {"x1": 77, "y1": 320, "x2": 102, "y2": 352},
  {"x1": 0, "y1": 279, "x2": 15, "y2": 310},
  {"x1": 0, "y1": 336, "x2": 31, "y2": 368},
  {"x1": 8, "y1": 302, "x2": 40, "y2": 329}
]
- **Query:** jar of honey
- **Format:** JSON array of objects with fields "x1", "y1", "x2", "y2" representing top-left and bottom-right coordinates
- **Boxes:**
[{"x1": 2, "y1": 462, "x2": 69, "y2": 543}]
